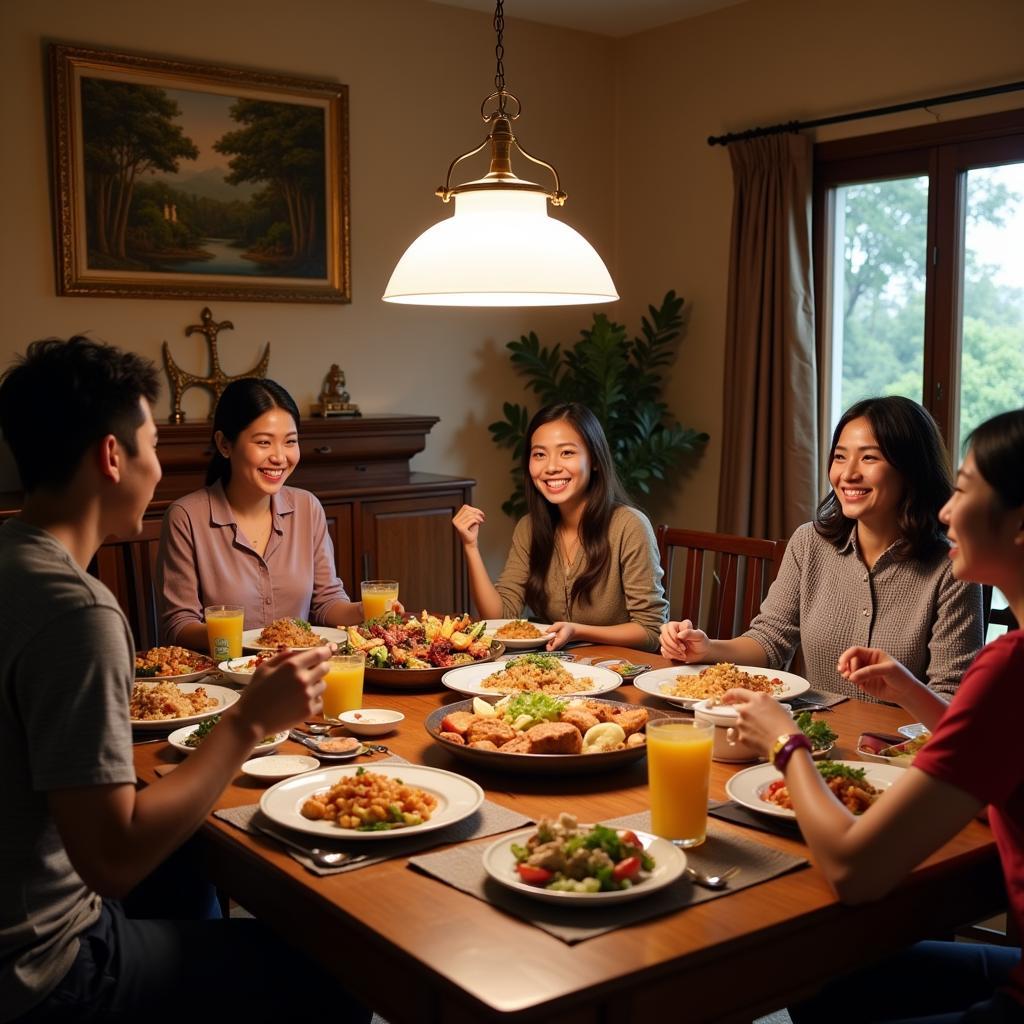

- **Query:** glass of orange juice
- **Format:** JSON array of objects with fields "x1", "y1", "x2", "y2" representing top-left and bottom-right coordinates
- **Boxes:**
[
  {"x1": 322, "y1": 652, "x2": 366, "y2": 720},
  {"x1": 360, "y1": 580, "x2": 399, "y2": 621},
  {"x1": 647, "y1": 718, "x2": 714, "y2": 847},
  {"x1": 205, "y1": 605, "x2": 244, "y2": 662}
]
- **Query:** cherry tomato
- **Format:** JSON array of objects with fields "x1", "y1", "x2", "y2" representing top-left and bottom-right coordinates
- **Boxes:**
[
  {"x1": 612, "y1": 856, "x2": 641, "y2": 882},
  {"x1": 516, "y1": 864, "x2": 554, "y2": 886},
  {"x1": 616, "y1": 829, "x2": 641, "y2": 848}
]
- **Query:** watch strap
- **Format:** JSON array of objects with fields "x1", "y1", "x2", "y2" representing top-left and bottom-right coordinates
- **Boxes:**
[{"x1": 770, "y1": 732, "x2": 812, "y2": 774}]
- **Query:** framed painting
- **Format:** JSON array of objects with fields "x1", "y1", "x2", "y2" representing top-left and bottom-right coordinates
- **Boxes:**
[{"x1": 49, "y1": 44, "x2": 350, "y2": 303}]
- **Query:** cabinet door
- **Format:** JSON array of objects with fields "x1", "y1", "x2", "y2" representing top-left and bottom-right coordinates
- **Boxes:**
[
  {"x1": 360, "y1": 493, "x2": 467, "y2": 612},
  {"x1": 322, "y1": 501, "x2": 355, "y2": 595}
]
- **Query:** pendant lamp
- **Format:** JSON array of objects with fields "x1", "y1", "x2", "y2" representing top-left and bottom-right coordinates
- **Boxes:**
[{"x1": 382, "y1": 0, "x2": 618, "y2": 307}]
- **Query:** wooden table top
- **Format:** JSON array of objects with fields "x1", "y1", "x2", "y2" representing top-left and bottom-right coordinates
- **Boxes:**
[{"x1": 134, "y1": 648, "x2": 1004, "y2": 1024}]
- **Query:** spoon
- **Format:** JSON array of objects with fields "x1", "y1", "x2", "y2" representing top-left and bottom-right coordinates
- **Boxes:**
[
  {"x1": 288, "y1": 732, "x2": 389, "y2": 757},
  {"x1": 254, "y1": 822, "x2": 368, "y2": 869},
  {"x1": 684, "y1": 865, "x2": 740, "y2": 890}
]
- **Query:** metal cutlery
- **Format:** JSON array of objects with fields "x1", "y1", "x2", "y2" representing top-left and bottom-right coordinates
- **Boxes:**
[
  {"x1": 684, "y1": 865, "x2": 740, "y2": 890},
  {"x1": 254, "y1": 822, "x2": 368, "y2": 869}
]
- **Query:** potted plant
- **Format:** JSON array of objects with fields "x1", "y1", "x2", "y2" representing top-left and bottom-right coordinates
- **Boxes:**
[{"x1": 489, "y1": 290, "x2": 709, "y2": 517}]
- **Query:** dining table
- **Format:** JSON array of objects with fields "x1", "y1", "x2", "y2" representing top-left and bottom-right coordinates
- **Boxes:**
[{"x1": 133, "y1": 646, "x2": 1005, "y2": 1024}]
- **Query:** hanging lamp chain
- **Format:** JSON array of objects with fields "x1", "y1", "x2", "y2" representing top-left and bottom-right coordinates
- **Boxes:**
[{"x1": 493, "y1": 0, "x2": 506, "y2": 103}]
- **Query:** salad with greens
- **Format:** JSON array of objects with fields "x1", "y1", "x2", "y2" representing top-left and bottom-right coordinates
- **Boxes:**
[
  {"x1": 511, "y1": 812, "x2": 655, "y2": 892},
  {"x1": 796, "y1": 711, "x2": 838, "y2": 752}
]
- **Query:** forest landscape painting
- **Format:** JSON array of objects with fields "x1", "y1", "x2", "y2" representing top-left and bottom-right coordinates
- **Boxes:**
[{"x1": 50, "y1": 45, "x2": 350, "y2": 302}]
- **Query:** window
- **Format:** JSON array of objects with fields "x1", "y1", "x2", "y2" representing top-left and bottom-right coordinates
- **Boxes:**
[{"x1": 814, "y1": 109, "x2": 1024, "y2": 457}]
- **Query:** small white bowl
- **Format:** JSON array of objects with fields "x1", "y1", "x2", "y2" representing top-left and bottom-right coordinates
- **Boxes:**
[
  {"x1": 241, "y1": 754, "x2": 319, "y2": 780},
  {"x1": 337, "y1": 709, "x2": 404, "y2": 736},
  {"x1": 218, "y1": 656, "x2": 262, "y2": 686}
]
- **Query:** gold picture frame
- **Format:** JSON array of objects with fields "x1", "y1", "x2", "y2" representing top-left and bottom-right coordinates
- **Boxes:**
[{"x1": 49, "y1": 43, "x2": 350, "y2": 303}]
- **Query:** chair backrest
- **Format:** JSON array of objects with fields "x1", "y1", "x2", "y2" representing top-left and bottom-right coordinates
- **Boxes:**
[
  {"x1": 982, "y1": 584, "x2": 1020, "y2": 634},
  {"x1": 87, "y1": 518, "x2": 163, "y2": 651},
  {"x1": 656, "y1": 526, "x2": 785, "y2": 638}
]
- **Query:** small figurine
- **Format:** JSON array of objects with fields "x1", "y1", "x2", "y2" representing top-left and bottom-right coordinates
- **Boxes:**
[{"x1": 311, "y1": 363, "x2": 360, "y2": 417}]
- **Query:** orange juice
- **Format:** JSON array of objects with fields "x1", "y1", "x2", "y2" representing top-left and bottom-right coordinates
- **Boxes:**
[
  {"x1": 361, "y1": 580, "x2": 399, "y2": 621},
  {"x1": 647, "y1": 719, "x2": 714, "y2": 847},
  {"x1": 205, "y1": 605, "x2": 244, "y2": 661},
  {"x1": 322, "y1": 653, "x2": 365, "y2": 719}
]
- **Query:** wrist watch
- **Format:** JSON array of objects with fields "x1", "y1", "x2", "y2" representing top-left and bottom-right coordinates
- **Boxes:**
[{"x1": 768, "y1": 732, "x2": 812, "y2": 773}]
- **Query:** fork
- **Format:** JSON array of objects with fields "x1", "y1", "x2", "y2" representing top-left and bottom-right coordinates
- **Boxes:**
[
  {"x1": 684, "y1": 865, "x2": 740, "y2": 890},
  {"x1": 254, "y1": 822, "x2": 368, "y2": 869}
]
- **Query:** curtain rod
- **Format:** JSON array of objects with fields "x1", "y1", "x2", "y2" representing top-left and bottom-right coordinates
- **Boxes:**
[{"x1": 707, "y1": 79, "x2": 1024, "y2": 147}]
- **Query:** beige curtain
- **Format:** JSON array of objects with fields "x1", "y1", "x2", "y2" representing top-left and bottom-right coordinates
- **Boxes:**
[{"x1": 716, "y1": 133, "x2": 818, "y2": 540}]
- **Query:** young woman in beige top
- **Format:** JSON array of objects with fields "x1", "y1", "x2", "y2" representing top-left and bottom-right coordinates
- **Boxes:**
[{"x1": 453, "y1": 402, "x2": 668, "y2": 652}]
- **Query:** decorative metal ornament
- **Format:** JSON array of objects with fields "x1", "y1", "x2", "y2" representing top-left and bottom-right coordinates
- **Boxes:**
[
  {"x1": 311, "y1": 363, "x2": 360, "y2": 417},
  {"x1": 162, "y1": 307, "x2": 270, "y2": 423}
]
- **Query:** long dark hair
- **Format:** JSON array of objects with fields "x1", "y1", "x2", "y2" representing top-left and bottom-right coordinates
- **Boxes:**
[
  {"x1": 967, "y1": 408, "x2": 1024, "y2": 509},
  {"x1": 205, "y1": 378, "x2": 301, "y2": 486},
  {"x1": 815, "y1": 395, "x2": 952, "y2": 561},
  {"x1": 522, "y1": 402, "x2": 631, "y2": 619}
]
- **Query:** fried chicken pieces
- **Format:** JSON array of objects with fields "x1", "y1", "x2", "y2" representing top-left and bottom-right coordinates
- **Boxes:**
[{"x1": 439, "y1": 700, "x2": 647, "y2": 756}]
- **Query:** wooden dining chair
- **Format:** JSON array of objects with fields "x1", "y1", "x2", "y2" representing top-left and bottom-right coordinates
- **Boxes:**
[
  {"x1": 88, "y1": 518, "x2": 164, "y2": 650},
  {"x1": 656, "y1": 526, "x2": 786, "y2": 638}
]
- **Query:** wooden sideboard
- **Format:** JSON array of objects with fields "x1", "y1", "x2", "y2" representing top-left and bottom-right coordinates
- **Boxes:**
[{"x1": 0, "y1": 415, "x2": 474, "y2": 648}]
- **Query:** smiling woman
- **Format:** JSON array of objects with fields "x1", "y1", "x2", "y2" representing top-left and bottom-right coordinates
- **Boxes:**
[
  {"x1": 660, "y1": 396, "x2": 985, "y2": 698},
  {"x1": 156, "y1": 378, "x2": 364, "y2": 651}
]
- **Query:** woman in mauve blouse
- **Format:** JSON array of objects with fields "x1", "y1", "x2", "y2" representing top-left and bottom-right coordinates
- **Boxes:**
[{"x1": 157, "y1": 379, "x2": 364, "y2": 650}]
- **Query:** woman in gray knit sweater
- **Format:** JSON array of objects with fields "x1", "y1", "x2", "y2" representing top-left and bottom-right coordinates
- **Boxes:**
[
  {"x1": 453, "y1": 403, "x2": 668, "y2": 652},
  {"x1": 660, "y1": 396, "x2": 983, "y2": 698}
]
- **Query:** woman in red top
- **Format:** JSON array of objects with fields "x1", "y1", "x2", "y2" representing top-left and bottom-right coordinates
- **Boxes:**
[{"x1": 727, "y1": 408, "x2": 1024, "y2": 1023}]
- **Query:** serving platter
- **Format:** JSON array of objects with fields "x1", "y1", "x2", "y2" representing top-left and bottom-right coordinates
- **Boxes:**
[
  {"x1": 725, "y1": 759, "x2": 907, "y2": 819},
  {"x1": 130, "y1": 681, "x2": 240, "y2": 731},
  {"x1": 242, "y1": 626, "x2": 348, "y2": 652},
  {"x1": 365, "y1": 641, "x2": 505, "y2": 690},
  {"x1": 441, "y1": 659, "x2": 621, "y2": 699},
  {"x1": 481, "y1": 619, "x2": 555, "y2": 650},
  {"x1": 425, "y1": 697, "x2": 669, "y2": 775},
  {"x1": 482, "y1": 827, "x2": 686, "y2": 904},
  {"x1": 259, "y1": 763, "x2": 484, "y2": 840},
  {"x1": 632, "y1": 664, "x2": 810, "y2": 710}
]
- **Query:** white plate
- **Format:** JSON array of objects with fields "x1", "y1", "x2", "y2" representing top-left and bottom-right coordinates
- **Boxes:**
[
  {"x1": 130, "y1": 682, "x2": 240, "y2": 731},
  {"x1": 243, "y1": 755, "x2": 320, "y2": 780},
  {"x1": 633, "y1": 665, "x2": 810, "y2": 710},
  {"x1": 482, "y1": 826, "x2": 686, "y2": 905},
  {"x1": 441, "y1": 658, "x2": 622, "y2": 698},
  {"x1": 481, "y1": 619, "x2": 555, "y2": 650},
  {"x1": 167, "y1": 724, "x2": 287, "y2": 756},
  {"x1": 725, "y1": 759, "x2": 907, "y2": 819},
  {"x1": 241, "y1": 626, "x2": 348, "y2": 652},
  {"x1": 259, "y1": 763, "x2": 485, "y2": 840},
  {"x1": 218, "y1": 655, "x2": 265, "y2": 685}
]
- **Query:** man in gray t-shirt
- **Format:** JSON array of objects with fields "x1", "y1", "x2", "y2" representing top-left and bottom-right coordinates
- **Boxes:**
[{"x1": 0, "y1": 338, "x2": 368, "y2": 1023}]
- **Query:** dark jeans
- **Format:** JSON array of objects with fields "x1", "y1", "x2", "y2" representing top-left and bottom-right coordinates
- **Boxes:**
[
  {"x1": 17, "y1": 844, "x2": 371, "y2": 1023},
  {"x1": 790, "y1": 941, "x2": 1023, "y2": 1024}
]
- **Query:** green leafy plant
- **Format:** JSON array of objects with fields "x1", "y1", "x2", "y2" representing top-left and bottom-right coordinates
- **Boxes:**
[{"x1": 489, "y1": 291, "x2": 709, "y2": 518}]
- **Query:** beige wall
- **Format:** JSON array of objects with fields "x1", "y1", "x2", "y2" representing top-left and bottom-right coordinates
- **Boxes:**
[
  {"x1": 2, "y1": 0, "x2": 1023, "y2": 581},
  {"x1": 616, "y1": 0, "x2": 1024, "y2": 535}
]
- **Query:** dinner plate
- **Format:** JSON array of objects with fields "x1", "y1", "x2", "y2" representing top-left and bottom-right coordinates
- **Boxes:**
[
  {"x1": 129, "y1": 681, "x2": 240, "y2": 731},
  {"x1": 168, "y1": 724, "x2": 287, "y2": 756},
  {"x1": 441, "y1": 659, "x2": 622, "y2": 699},
  {"x1": 481, "y1": 619, "x2": 555, "y2": 650},
  {"x1": 482, "y1": 826, "x2": 686, "y2": 905},
  {"x1": 364, "y1": 641, "x2": 505, "y2": 690},
  {"x1": 242, "y1": 626, "x2": 348, "y2": 652},
  {"x1": 259, "y1": 763, "x2": 485, "y2": 840},
  {"x1": 425, "y1": 697, "x2": 671, "y2": 775},
  {"x1": 725, "y1": 759, "x2": 907, "y2": 819},
  {"x1": 632, "y1": 665, "x2": 810, "y2": 710},
  {"x1": 134, "y1": 649, "x2": 216, "y2": 685}
]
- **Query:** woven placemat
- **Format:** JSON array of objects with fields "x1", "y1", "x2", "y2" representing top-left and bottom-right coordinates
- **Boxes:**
[
  {"x1": 791, "y1": 690, "x2": 848, "y2": 709},
  {"x1": 409, "y1": 810, "x2": 807, "y2": 943}
]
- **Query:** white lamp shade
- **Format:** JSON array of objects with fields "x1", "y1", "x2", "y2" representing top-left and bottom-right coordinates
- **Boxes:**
[{"x1": 382, "y1": 189, "x2": 618, "y2": 306}]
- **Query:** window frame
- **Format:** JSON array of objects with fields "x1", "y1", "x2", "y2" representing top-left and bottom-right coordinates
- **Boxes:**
[{"x1": 813, "y1": 106, "x2": 1024, "y2": 459}]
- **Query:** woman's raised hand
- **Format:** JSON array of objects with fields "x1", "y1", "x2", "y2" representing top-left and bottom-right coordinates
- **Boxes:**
[
  {"x1": 452, "y1": 504, "x2": 486, "y2": 549},
  {"x1": 659, "y1": 619, "x2": 712, "y2": 663},
  {"x1": 837, "y1": 645, "x2": 922, "y2": 704}
]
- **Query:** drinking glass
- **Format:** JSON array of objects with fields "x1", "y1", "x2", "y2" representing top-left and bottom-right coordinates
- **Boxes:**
[
  {"x1": 205, "y1": 605, "x2": 244, "y2": 662},
  {"x1": 322, "y1": 652, "x2": 366, "y2": 719},
  {"x1": 361, "y1": 580, "x2": 399, "y2": 621},
  {"x1": 647, "y1": 718, "x2": 714, "y2": 847}
]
